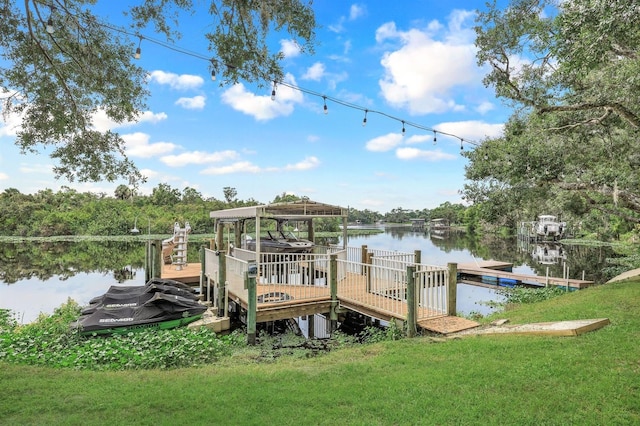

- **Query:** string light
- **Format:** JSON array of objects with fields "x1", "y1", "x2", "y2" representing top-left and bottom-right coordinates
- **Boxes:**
[
  {"x1": 401, "y1": 120, "x2": 406, "y2": 136},
  {"x1": 210, "y1": 59, "x2": 217, "y2": 81},
  {"x1": 46, "y1": 5, "x2": 55, "y2": 34},
  {"x1": 134, "y1": 35, "x2": 142, "y2": 59},
  {"x1": 66, "y1": 14, "x2": 482, "y2": 152}
]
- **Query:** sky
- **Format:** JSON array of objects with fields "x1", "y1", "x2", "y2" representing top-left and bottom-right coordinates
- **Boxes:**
[{"x1": 0, "y1": 0, "x2": 513, "y2": 213}]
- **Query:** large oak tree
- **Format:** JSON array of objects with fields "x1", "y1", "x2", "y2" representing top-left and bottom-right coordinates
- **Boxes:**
[{"x1": 0, "y1": 0, "x2": 316, "y2": 184}]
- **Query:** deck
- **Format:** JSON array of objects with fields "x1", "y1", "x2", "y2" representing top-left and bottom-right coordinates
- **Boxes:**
[
  {"x1": 163, "y1": 262, "x2": 479, "y2": 334},
  {"x1": 458, "y1": 261, "x2": 594, "y2": 289}
]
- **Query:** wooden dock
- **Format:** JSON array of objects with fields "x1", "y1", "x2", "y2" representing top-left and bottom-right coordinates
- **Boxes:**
[
  {"x1": 458, "y1": 261, "x2": 594, "y2": 290},
  {"x1": 162, "y1": 264, "x2": 479, "y2": 334}
]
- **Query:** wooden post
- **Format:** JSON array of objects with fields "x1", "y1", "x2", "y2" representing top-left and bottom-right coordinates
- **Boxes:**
[
  {"x1": 151, "y1": 239, "x2": 163, "y2": 279},
  {"x1": 144, "y1": 240, "x2": 151, "y2": 282},
  {"x1": 306, "y1": 219, "x2": 314, "y2": 244},
  {"x1": 366, "y1": 252, "x2": 374, "y2": 292},
  {"x1": 246, "y1": 270, "x2": 257, "y2": 345},
  {"x1": 406, "y1": 265, "x2": 417, "y2": 338},
  {"x1": 308, "y1": 315, "x2": 315, "y2": 339},
  {"x1": 235, "y1": 221, "x2": 242, "y2": 250},
  {"x1": 199, "y1": 246, "x2": 205, "y2": 297},
  {"x1": 215, "y1": 220, "x2": 224, "y2": 252},
  {"x1": 329, "y1": 254, "x2": 338, "y2": 332},
  {"x1": 360, "y1": 245, "x2": 368, "y2": 273},
  {"x1": 217, "y1": 252, "x2": 226, "y2": 318},
  {"x1": 447, "y1": 263, "x2": 457, "y2": 316},
  {"x1": 414, "y1": 250, "x2": 421, "y2": 267}
]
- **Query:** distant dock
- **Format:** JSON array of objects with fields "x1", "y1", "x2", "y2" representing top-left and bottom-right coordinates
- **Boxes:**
[{"x1": 458, "y1": 260, "x2": 594, "y2": 290}]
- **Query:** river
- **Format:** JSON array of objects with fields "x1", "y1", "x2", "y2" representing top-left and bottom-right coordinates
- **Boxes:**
[{"x1": 0, "y1": 228, "x2": 616, "y2": 323}]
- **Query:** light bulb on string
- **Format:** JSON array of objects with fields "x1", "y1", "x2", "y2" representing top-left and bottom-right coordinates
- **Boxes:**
[
  {"x1": 210, "y1": 59, "x2": 217, "y2": 80},
  {"x1": 401, "y1": 121, "x2": 406, "y2": 136},
  {"x1": 362, "y1": 110, "x2": 368, "y2": 127},
  {"x1": 323, "y1": 96, "x2": 328, "y2": 114},
  {"x1": 460, "y1": 138, "x2": 464, "y2": 152},
  {"x1": 134, "y1": 36, "x2": 142, "y2": 59},
  {"x1": 270, "y1": 81, "x2": 277, "y2": 101},
  {"x1": 433, "y1": 131, "x2": 437, "y2": 145},
  {"x1": 46, "y1": 6, "x2": 55, "y2": 34}
]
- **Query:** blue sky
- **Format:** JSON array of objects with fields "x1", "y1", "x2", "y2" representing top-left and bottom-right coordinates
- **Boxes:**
[{"x1": 0, "y1": 1, "x2": 512, "y2": 212}]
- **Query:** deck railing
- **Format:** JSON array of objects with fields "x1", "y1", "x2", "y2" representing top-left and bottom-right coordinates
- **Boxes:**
[{"x1": 203, "y1": 246, "x2": 449, "y2": 322}]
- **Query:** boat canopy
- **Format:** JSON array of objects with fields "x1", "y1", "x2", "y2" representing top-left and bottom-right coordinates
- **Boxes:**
[{"x1": 209, "y1": 199, "x2": 347, "y2": 221}]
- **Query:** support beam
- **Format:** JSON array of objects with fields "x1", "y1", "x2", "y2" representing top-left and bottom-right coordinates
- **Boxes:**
[
  {"x1": 217, "y1": 252, "x2": 226, "y2": 318},
  {"x1": 246, "y1": 270, "x2": 257, "y2": 345},
  {"x1": 406, "y1": 265, "x2": 417, "y2": 337},
  {"x1": 329, "y1": 254, "x2": 338, "y2": 332},
  {"x1": 447, "y1": 263, "x2": 458, "y2": 316}
]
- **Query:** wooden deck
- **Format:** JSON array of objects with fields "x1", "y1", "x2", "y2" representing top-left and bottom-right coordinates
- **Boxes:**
[{"x1": 161, "y1": 263, "x2": 201, "y2": 284}]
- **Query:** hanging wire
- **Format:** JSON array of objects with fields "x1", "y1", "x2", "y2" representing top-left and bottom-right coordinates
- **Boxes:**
[{"x1": 63, "y1": 12, "x2": 482, "y2": 149}]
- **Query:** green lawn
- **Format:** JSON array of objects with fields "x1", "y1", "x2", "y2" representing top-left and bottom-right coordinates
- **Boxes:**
[{"x1": 2, "y1": 279, "x2": 639, "y2": 425}]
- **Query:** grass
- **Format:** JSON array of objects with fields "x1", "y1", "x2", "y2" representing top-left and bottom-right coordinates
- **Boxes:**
[{"x1": 2, "y1": 279, "x2": 640, "y2": 425}]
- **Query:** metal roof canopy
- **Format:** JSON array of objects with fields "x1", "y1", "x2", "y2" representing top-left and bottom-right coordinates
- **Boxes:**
[{"x1": 209, "y1": 199, "x2": 348, "y2": 221}]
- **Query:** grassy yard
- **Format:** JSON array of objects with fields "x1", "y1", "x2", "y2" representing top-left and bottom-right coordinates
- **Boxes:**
[{"x1": 1, "y1": 278, "x2": 639, "y2": 425}]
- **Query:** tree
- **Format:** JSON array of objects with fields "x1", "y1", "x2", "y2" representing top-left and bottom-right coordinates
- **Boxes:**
[
  {"x1": 114, "y1": 184, "x2": 132, "y2": 201},
  {"x1": 468, "y1": 0, "x2": 640, "y2": 231},
  {"x1": 1, "y1": 1, "x2": 317, "y2": 184},
  {"x1": 222, "y1": 187, "x2": 237, "y2": 205},
  {"x1": 150, "y1": 183, "x2": 181, "y2": 206}
]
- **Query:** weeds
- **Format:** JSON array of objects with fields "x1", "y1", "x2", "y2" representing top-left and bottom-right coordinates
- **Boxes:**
[{"x1": 0, "y1": 299, "x2": 244, "y2": 370}]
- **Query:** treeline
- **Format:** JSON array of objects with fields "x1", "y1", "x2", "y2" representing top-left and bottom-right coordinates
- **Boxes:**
[
  {"x1": 0, "y1": 184, "x2": 469, "y2": 238},
  {"x1": 0, "y1": 184, "x2": 630, "y2": 241}
]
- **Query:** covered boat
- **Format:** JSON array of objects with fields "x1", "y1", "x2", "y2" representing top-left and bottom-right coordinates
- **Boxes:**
[
  {"x1": 245, "y1": 230, "x2": 314, "y2": 254},
  {"x1": 72, "y1": 278, "x2": 205, "y2": 335}
]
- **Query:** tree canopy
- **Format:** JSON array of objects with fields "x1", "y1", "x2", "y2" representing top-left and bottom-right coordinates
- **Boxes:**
[
  {"x1": 464, "y1": 0, "x2": 640, "y2": 232},
  {"x1": 0, "y1": 0, "x2": 316, "y2": 184}
]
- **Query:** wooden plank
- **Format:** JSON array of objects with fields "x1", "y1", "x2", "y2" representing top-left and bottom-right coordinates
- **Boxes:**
[
  {"x1": 455, "y1": 318, "x2": 610, "y2": 337},
  {"x1": 459, "y1": 260, "x2": 513, "y2": 271},
  {"x1": 161, "y1": 262, "x2": 201, "y2": 284},
  {"x1": 418, "y1": 316, "x2": 480, "y2": 334}
]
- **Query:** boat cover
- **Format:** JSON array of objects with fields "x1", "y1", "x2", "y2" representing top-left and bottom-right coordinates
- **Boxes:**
[{"x1": 72, "y1": 292, "x2": 207, "y2": 333}]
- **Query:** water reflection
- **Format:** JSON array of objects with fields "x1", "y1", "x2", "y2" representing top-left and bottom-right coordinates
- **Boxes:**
[{"x1": 0, "y1": 229, "x2": 617, "y2": 323}]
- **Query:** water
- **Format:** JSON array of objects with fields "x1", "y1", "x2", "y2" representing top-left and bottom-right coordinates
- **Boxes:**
[{"x1": 0, "y1": 230, "x2": 616, "y2": 323}]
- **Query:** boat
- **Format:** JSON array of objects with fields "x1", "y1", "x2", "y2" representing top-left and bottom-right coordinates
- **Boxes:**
[
  {"x1": 533, "y1": 215, "x2": 566, "y2": 240},
  {"x1": 71, "y1": 278, "x2": 205, "y2": 336},
  {"x1": 245, "y1": 230, "x2": 314, "y2": 254}
]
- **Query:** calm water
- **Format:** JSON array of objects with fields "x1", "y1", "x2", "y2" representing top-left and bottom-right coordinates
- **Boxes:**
[{"x1": 0, "y1": 228, "x2": 616, "y2": 323}]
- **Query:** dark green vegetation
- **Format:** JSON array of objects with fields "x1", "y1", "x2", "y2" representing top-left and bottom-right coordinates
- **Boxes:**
[
  {"x1": 1, "y1": 277, "x2": 639, "y2": 424},
  {"x1": 464, "y1": 0, "x2": 640, "y2": 239}
]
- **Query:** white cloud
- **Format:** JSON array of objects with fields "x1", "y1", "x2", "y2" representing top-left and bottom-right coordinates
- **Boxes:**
[
  {"x1": 0, "y1": 172, "x2": 8, "y2": 180},
  {"x1": 365, "y1": 133, "x2": 404, "y2": 152},
  {"x1": 349, "y1": 4, "x2": 366, "y2": 20},
  {"x1": 435, "y1": 120, "x2": 504, "y2": 142},
  {"x1": 122, "y1": 132, "x2": 177, "y2": 158},
  {"x1": 476, "y1": 101, "x2": 495, "y2": 114},
  {"x1": 376, "y1": 11, "x2": 481, "y2": 114},
  {"x1": 284, "y1": 156, "x2": 320, "y2": 171},
  {"x1": 148, "y1": 70, "x2": 204, "y2": 90},
  {"x1": 160, "y1": 150, "x2": 239, "y2": 167},
  {"x1": 280, "y1": 39, "x2": 301, "y2": 58},
  {"x1": 302, "y1": 62, "x2": 326, "y2": 81},
  {"x1": 92, "y1": 109, "x2": 167, "y2": 132},
  {"x1": 202, "y1": 161, "x2": 261, "y2": 175},
  {"x1": 220, "y1": 74, "x2": 304, "y2": 121},
  {"x1": 201, "y1": 156, "x2": 319, "y2": 175},
  {"x1": 175, "y1": 95, "x2": 206, "y2": 110},
  {"x1": 395, "y1": 147, "x2": 456, "y2": 161}
]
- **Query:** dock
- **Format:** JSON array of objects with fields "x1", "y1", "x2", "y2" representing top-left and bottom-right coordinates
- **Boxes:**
[{"x1": 458, "y1": 261, "x2": 594, "y2": 290}]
